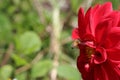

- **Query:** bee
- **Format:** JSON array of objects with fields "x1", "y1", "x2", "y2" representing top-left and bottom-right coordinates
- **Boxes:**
[{"x1": 72, "y1": 39, "x2": 81, "y2": 49}]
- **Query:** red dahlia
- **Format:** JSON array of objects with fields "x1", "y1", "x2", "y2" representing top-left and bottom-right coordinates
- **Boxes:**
[{"x1": 72, "y1": 2, "x2": 120, "y2": 80}]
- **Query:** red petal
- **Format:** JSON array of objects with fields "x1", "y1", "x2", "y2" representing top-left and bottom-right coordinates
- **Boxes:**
[
  {"x1": 95, "y1": 11, "x2": 120, "y2": 45},
  {"x1": 109, "y1": 60, "x2": 120, "y2": 76},
  {"x1": 94, "y1": 2, "x2": 112, "y2": 25},
  {"x1": 94, "y1": 61, "x2": 120, "y2": 80},
  {"x1": 94, "y1": 65, "x2": 108, "y2": 80},
  {"x1": 77, "y1": 54, "x2": 94, "y2": 80},
  {"x1": 86, "y1": 5, "x2": 101, "y2": 36},
  {"x1": 85, "y1": 7, "x2": 92, "y2": 35},
  {"x1": 78, "y1": 8, "x2": 85, "y2": 39},
  {"x1": 92, "y1": 2, "x2": 113, "y2": 35},
  {"x1": 78, "y1": 8, "x2": 84, "y2": 27},
  {"x1": 95, "y1": 19, "x2": 110, "y2": 44},
  {"x1": 92, "y1": 4, "x2": 101, "y2": 15},
  {"x1": 93, "y1": 47, "x2": 107, "y2": 64},
  {"x1": 107, "y1": 27, "x2": 120, "y2": 48},
  {"x1": 107, "y1": 47, "x2": 120, "y2": 61},
  {"x1": 72, "y1": 28, "x2": 80, "y2": 40},
  {"x1": 106, "y1": 11, "x2": 120, "y2": 28}
]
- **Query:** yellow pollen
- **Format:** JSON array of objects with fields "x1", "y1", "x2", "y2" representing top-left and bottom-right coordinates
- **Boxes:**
[
  {"x1": 86, "y1": 47, "x2": 94, "y2": 58},
  {"x1": 72, "y1": 39, "x2": 80, "y2": 48}
]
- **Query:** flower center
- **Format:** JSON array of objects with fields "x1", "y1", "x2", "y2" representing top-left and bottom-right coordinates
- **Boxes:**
[{"x1": 86, "y1": 46, "x2": 95, "y2": 58}]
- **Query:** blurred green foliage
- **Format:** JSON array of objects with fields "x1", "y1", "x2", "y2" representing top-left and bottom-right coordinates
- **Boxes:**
[{"x1": 0, "y1": 0, "x2": 120, "y2": 80}]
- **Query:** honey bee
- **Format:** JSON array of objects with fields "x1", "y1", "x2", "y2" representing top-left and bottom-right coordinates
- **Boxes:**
[{"x1": 72, "y1": 39, "x2": 81, "y2": 49}]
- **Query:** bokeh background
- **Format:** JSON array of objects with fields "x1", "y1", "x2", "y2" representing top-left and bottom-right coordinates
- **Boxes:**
[{"x1": 0, "y1": 0, "x2": 120, "y2": 80}]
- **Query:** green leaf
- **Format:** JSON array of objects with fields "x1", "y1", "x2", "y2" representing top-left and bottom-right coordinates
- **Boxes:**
[
  {"x1": 0, "y1": 65, "x2": 13, "y2": 80},
  {"x1": 57, "y1": 64, "x2": 81, "y2": 80},
  {"x1": 0, "y1": 13, "x2": 12, "y2": 45},
  {"x1": 31, "y1": 60, "x2": 52, "y2": 78},
  {"x1": 16, "y1": 72, "x2": 27, "y2": 80},
  {"x1": 13, "y1": 0, "x2": 20, "y2": 6},
  {"x1": 15, "y1": 31, "x2": 41, "y2": 54},
  {"x1": 26, "y1": 12, "x2": 44, "y2": 33},
  {"x1": 11, "y1": 54, "x2": 28, "y2": 66},
  {"x1": 21, "y1": 1, "x2": 30, "y2": 12},
  {"x1": 110, "y1": 0, "x2": 120, "y2": 9},
  {"x1": 70, "y1": 0, "x2": 83, "y2": 12}
]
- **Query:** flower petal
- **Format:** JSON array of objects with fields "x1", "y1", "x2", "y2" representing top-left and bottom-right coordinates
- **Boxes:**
[
  {"x1": 78, "y1": 8, "x2": 85, "y2": 39},
  {"x1": 109, "y1": 60, "x2": 120, "y2": 76},
  {"x1": 93, "y1": 2, "x2": 112, "y2": 26},
  {"x1": 94, "y1": 61, "x2": 120, "y2": 80},
  {"x1": 85, "y1": 7, "x2": 92, "y2": 35},
  {"x1": 95, "y1": 19, "x2": 110, "y2": 44},
  {"x1": 107, "y1": 47, "x2": 120, "y2": 61},
  {"x1": 92, "y1": 4, "x2": 101, "y2": 15},
  {"x1": 107, "y1": 27, "x2": 120, "y2": 48},
  {"x1": 93, "y1": 47, "x2": 107, "y2": 64},
  {"x1": 77, "y1": 54, "x2": 94, "y2": 80},
  {"x1": 102, "y1": 61, "x2": 120, "y2": 80},
  {"x1": 106, "y1": 11, "x2": 120, "y2": 28},
  {"x1": 94, "y1": 65, "x2": 108, "y2": 80},
  {"x1": 72, "y1": 28, "x2": 80, "y2": 40},
  {"x1": 92, "y1": 2, "x2": 113, "y2": 35}
]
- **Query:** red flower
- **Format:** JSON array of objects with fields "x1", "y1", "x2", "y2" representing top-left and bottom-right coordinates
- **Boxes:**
[{"x1": 72, "y1": 2, "x2": 120, "y2": 80}]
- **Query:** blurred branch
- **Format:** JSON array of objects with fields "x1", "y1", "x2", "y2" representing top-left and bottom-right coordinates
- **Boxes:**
[
  {"x1": 50, "y1": 6, "x2": 63, "y2": 80},
  {"x1": 0, "y1": 43, "x2": 14, "y2": 67},
  {"x1": 32, "y1": 0, "x2": 45, "y2": 23},
  {"x1": 15, "y1": 51, "x2": 44, "y2": 74},
  {"x1": 63, "y1": 12, "x2": 74, "y2": 27}
]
